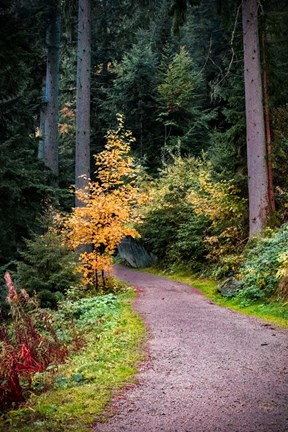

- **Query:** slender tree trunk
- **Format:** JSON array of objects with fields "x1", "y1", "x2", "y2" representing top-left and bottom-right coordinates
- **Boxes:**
[
  {"x1": 242, "y1": 0, "x2": 269, "y2": 236},
  {"x1": 262, "y1": 33, "x2": 275, "y2": 211},
  {"x1": 43, "y1": 5, "x2": 61, "y2": 181},
  {"x1": 38, "y1": 79, "x2": 46, "y2": 160},
  {"x1": 75, "y1": 0, "x2": 91, "y2": 207}
]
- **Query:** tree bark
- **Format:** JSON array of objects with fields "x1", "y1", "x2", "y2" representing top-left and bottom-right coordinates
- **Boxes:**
[
  {"x1": 262, "y1": 32, "x2": 275, "y2": 212},
  {"x1": 75, "y1": 0, "x2": 91, "y2": 207},
  {"x1": 38, "y1": 79, "x2": 46, "y2": 160},
  {"x1": 242, "y1": 0, "x2": 269, "y2": 236},
  {"x1": 43, "y1": 5, "x2": 61, "y2": 181}
]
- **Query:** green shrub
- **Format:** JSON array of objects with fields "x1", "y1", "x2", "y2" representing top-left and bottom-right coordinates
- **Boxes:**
[
  {"x1": 187, "y1": 163, "x2": 247, "y2": 275},
  {"x1": 137, "y1": 156, "x2": 247, "y2": 275},
  {"x1": 238, "y1": 223, "x2": 288, "y2": 304},
  {"x1": 137, "y1": 157, "x2": 209, "y2": 267},
  {"x1": 65, "y1": 275, "x2": 129, "y2": 301},
  {"x1": 173, "y1": 209, "x2": 209, "y2": 269},
  {"x1": 16, "y1": 229, "x2": 80, "y2": 308}
]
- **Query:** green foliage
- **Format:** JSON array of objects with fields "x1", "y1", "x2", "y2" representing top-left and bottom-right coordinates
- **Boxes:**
[
  {"x1": 57, "y1": 294, "x2": 119, "y2": 331},
  {"x1": 175, "y1": 210, "x2": 212, "y2": 268},
  {"x1": 1, "y1": 0, "x2": 288, "y2": 332},
  {"x1": 187, "y1": 163, "x2": 248, "y2": 276},
  {"x1": 270, "y1": 107, "x2": 288, "y2": 217},
  {"x1": 0, "y1": 1, "x2": 57, "y2": 265},
  {"x1": 179, "y1": 0, "x2": 224, "y2": 81},
  {"x1": 209, "y1": 60, "x2": 247, "y2": 189},
  {"x1": 137, "y1": 157, "x2": 206, "y2": 266},
  {"x1": 0, "y1": 137, "x2": 56, "y2": 267},
  {"x1": 263, "y1": 4, "x2": 288, "y2": 209},
  {"x1": 65, "y1": 276, "x2": 128, "y2": 301},
  {"x1": 237, "y1": 223, "x2": 288, "y2": 304},
  {"x1": 157, "y1": 47, "x2": 212, "y2": 160},
  {"x1": 158, "y1": 47, "x2": 197, "y2": 114},
  {"x1": 137, "y1": 156, "x2": 247, "y2": 275},
  {"x1": 101, "y1": 36, "x2": 161, "y2": 170},
  {"x1": 2, "y1": 291, "x2": 145, "y2": 431},
  {"x1": 16, "y1": 228, "x2": 79, "y2": 309},
  {"x1": 169, "y1": 0, "x2": 202, "y2": 34},
  {"x1": 263, "y1": 1, "x2": 288, "y2": 108}
]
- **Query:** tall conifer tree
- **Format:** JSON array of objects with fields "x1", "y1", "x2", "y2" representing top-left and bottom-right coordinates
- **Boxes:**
[
  {"x1": 242, "y1": 0, "x2": 269, "y2": 236},
  {"x1": 43, "y1": 1, "x2": 61, "y2": 182},
  {"x1": 75, "y1": 0, "x2": 91, "y2": 206}
]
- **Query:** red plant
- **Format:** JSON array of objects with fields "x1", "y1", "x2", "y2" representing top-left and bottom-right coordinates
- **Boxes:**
[
  {"x1": 0, "y1": 272, "x2": 69, "y2": 409},
  {"x1": 5, "y1": 271, "x2": 18, "y2": 303}
]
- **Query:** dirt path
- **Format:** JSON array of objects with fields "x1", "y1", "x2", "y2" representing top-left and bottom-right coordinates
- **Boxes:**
[{"x1": 94, "y1": 266, "x2": 288, "y2": 432}]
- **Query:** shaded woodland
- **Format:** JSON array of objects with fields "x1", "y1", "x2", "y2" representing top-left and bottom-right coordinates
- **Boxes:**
[
  {"x1": 1, "y1": 0, "x2": 288, "y2": 302},
  {"x1": 1, "y1": 0, "x2": 288, "y2": 418}
]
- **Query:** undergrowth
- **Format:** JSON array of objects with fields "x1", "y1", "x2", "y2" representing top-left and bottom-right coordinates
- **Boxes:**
[
  {"x1": 0, "y1": 290, "x2": 145, "y2": 432},
  {"x1": 237, "y1": 224, "x2": 288, "y2": 304},
  {"x1": 0, "y1": 272, "x2": 72, "y2": 410}
]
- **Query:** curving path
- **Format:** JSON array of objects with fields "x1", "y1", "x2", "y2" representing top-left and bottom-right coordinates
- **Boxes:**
[{"x1": 94, "y1": 265, "x2": 288, "y2": 432}]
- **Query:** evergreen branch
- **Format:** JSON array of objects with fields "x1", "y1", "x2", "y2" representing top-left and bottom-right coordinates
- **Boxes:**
[{"x1": 217, "y1": 3, "x2": 241, "y2": 85}]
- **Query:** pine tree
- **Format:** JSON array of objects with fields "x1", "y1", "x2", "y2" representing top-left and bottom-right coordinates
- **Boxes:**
[
  {"x1": 17, "y1": 226, "x2": 79, "y2": 308},
  {"x1": 0, "y1": 1, "x2": 56, "y2": 265},
  {"x1": 157, "y1": 46, "x2": 211, "y2": 160},
  {"x1": 101, "y1": 36, "x2": 160, "y2": 169}
]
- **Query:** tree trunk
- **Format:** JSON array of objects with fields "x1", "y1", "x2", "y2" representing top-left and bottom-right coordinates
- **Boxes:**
[
  {"x1": 43, "y1": 5, "x2": 61, "y2": 181},
  {"x1": 75, "y1": 0, "x2": 91, "y2": 207},
  {"x1": 38, "y1": 78, "x2": 46, "y2": 160},
  {"x1": 242, "y1": 0, "x2": 269, "y2": 236},
  {"x1": 262, "y1": 32, "x2": 275, "y2": 211}
]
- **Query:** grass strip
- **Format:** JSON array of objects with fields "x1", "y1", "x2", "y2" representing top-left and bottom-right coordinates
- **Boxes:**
[{"x1": 1, "y1": 290, "x2": 145, "y2": 432}]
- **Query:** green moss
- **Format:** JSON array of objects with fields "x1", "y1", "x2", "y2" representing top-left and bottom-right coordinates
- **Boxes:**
[
  {"x1": 1, "y1": 291, "x2": 145, "y2": 432},
  {"x1": 145, "y1": 266, "x2": 288, "y2": 328}
]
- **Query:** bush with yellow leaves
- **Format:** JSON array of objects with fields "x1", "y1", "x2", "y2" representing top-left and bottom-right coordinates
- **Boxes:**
[
  {"x1": 137, "y1": 156, "x2": 248, "y2": 277},
  {"x1": 188, "y1": 166, "x2": 248, "y2": 275},
  {"x1": 64, "y1": 115, "x2": 143, "y2": 291}
]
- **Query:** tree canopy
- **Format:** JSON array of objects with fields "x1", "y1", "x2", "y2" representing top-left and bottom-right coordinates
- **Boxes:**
[{"x1": 1, "y1": 0, "x2": 288, "y2": 278}]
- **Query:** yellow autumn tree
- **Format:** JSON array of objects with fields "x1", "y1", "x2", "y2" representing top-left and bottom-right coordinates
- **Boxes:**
[{"x1": 65, "y1": 114, "x2": 142, "y2": 291}]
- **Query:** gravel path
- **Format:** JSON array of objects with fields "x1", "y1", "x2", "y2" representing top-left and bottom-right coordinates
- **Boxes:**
[{"x1": 94, "y1": 265, "x2": 288, "y2": 432}]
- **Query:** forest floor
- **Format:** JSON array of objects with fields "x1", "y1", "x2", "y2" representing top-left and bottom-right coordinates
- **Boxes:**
[{"x1": 93, "y1": 265, "x2": 288, "y2": 432}]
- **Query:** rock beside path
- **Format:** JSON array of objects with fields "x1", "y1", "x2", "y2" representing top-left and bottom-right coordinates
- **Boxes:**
[
  {"x1": 117, "y1": 236, "x2": 157, "y2": 268},
  {"x1": 218, "y1": 276, "x2": 242, "y2": 298}
]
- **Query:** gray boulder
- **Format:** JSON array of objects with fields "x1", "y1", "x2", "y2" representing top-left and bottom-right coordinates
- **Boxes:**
[
  {"x1": 218, "y1": 276, "x2": 242, "y2": 298},
  {"x1": 118, "y1": 236, "x2": 157, "y2": 268}
]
